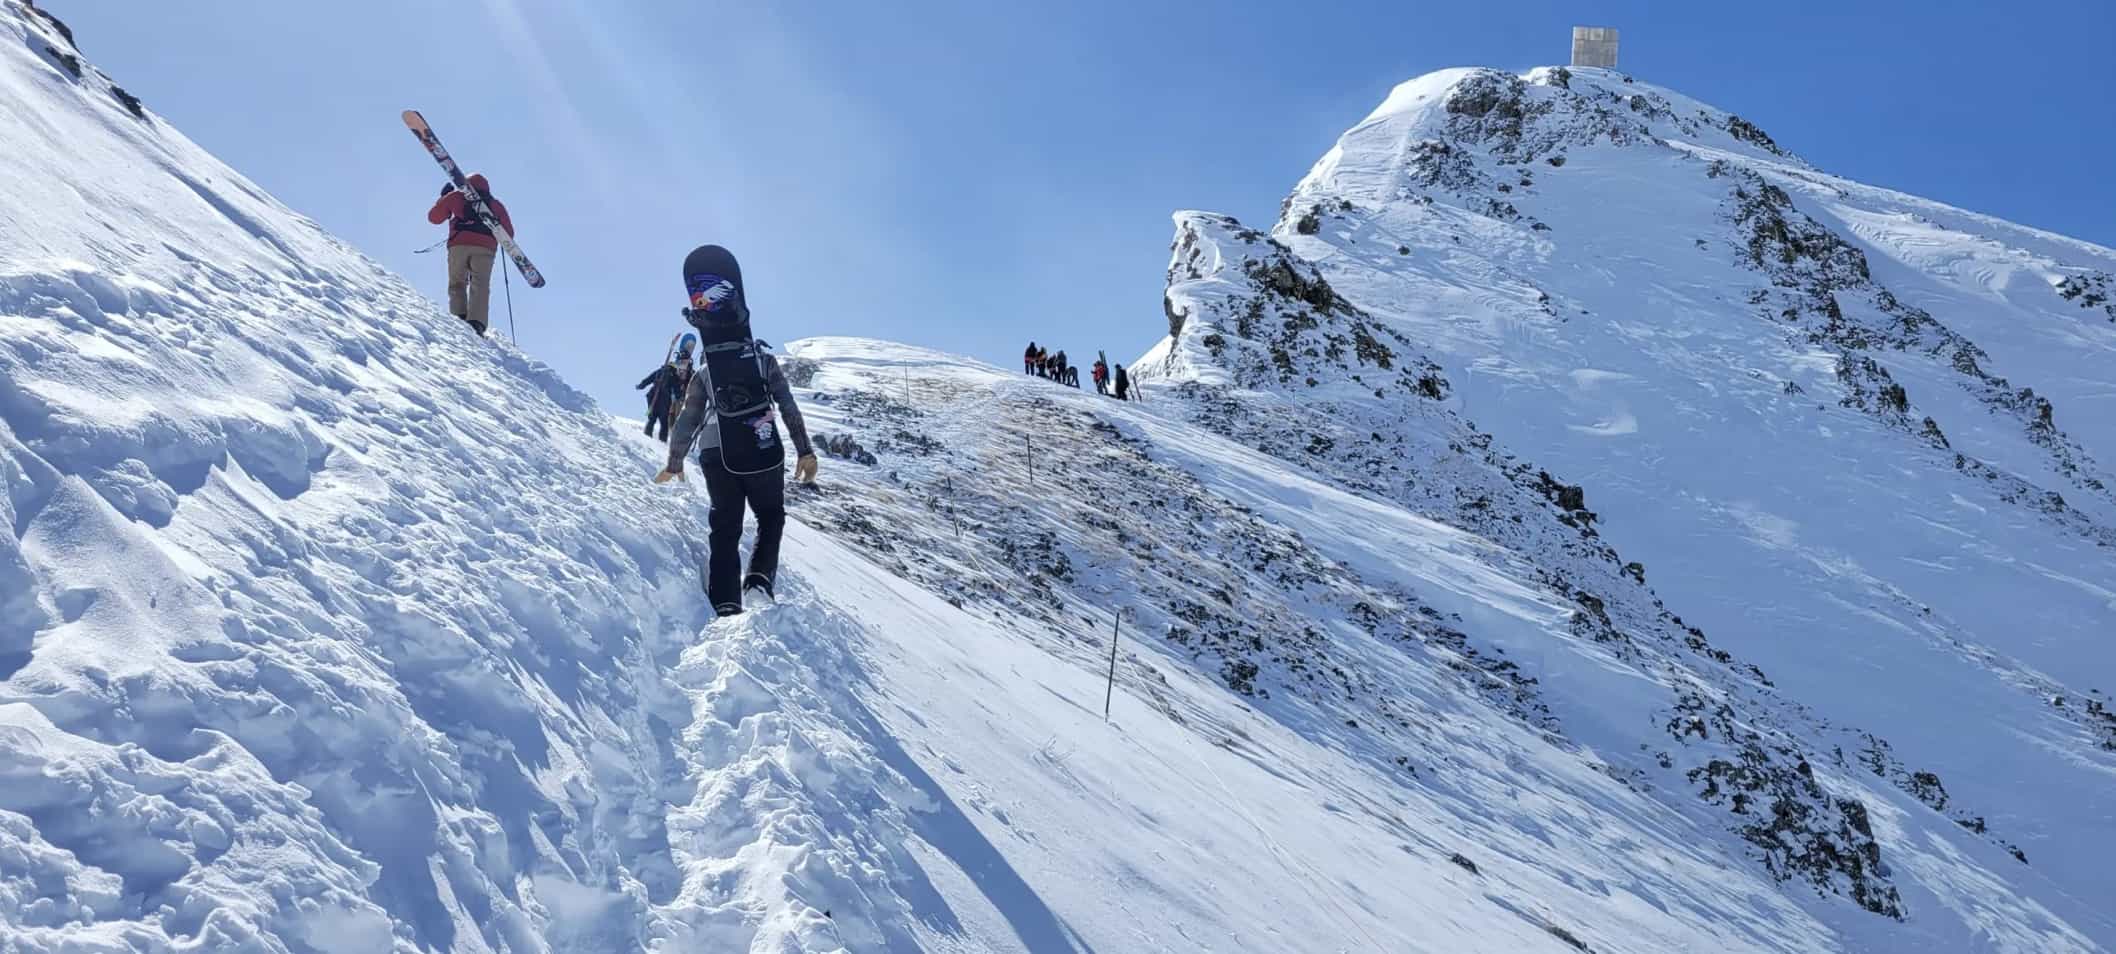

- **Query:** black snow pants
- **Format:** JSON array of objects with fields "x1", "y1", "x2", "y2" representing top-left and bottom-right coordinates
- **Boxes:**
[
  {"x1": 645, "y1": 388, "x2": 675, "y2": 441},
  {"x1": 702, "y1": 460, "x2": 786, "y2": 614}
]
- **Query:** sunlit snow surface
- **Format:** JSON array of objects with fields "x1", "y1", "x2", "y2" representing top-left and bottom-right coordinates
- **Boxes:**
[{"x1": 3, "y1": 5, "x2": 2112, "y2": 950}]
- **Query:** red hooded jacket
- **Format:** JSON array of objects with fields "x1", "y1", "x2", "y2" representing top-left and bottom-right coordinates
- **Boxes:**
[{"x1": 427, "y1": 174, "x2": 515, "y2": 251}]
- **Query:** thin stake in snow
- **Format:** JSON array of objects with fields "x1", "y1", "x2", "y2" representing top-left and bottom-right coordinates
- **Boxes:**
[
  {"x1": 1025, "y1": 436, "x2": 1034, "y2": 487},
  {"x1": 1104, "y1": 607, "x2": 1121, "y2": 719}
]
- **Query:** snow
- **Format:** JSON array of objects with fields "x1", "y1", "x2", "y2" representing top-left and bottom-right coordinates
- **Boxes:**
[
  {"x1": 3, "y1": 3, "x2": 2113, "y2": 950},
  {"x1": 1245, "y1": 62, "x2": 2116, "y2": 947}
]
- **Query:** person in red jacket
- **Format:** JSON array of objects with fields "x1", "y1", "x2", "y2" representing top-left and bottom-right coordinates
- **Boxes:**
[{"x1": 425, "y1": 173, "x2": 514, "y2": 336}]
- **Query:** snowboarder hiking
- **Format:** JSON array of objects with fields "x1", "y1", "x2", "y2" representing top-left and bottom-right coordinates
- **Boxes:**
[
  {"x1": 653, "y1": 245, "x2": 818, "y2": 617},
  {"x1": 1114, "y1": 363, "x2": 1131, "y2": 401},
  {"x1": 636, "y1": 334, "x2": 696, "y2": 442},
  {"x1": 426, "y1": 173, "x2": 515, "y2": 336}
]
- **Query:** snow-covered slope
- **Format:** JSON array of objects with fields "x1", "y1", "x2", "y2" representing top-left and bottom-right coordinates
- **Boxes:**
[
  {"x1": 0, "y1": 5, "x2": 721, "y2": 950},
  {"x1": 7, "y1": 1, "x2": 2114, "y2": 948},
  {"x1": 1140, "y1": 63, "x2": 2116, "y2": 948}
]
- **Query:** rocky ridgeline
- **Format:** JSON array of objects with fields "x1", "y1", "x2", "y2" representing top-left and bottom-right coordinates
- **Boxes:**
[{"x1": 1718, "y1": 165, "x2": 2116, "y2": 530}]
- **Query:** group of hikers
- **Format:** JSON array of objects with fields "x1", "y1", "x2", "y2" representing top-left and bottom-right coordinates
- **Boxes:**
[
  {"x1": 1023, "y1": 343, "x2": 1079, "y2": 387},
  {"x1": 423, "y1": 186, "x2": 1160, "y2": 621},
  {"x1": 1023, "y1": 342, "x2": 1138, "y2": 400},
  {"x1": 424, "y1": 182, "x2": 815, "y2": 619}
]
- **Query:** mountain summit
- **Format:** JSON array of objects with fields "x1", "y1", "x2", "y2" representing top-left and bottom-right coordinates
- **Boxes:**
[{"x1": 1144, "y1": 62, "x2": 2116, "y2": 949}]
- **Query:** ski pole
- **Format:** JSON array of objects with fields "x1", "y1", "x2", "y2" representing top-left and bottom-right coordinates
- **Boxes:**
[
  {"x1": 1025, "y1": 436, "x2": 1034, "y2": 487},
  {"x1": 412, "y1": 238, "x2": 448, "y2": 254},
  {"x1": 502, "y1": 256, "x2": 518, "y2": 343}
]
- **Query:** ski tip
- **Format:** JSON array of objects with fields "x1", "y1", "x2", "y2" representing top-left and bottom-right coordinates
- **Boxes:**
[{"x1": 400, "y1": 109, "x2": 424, "y2": 125}]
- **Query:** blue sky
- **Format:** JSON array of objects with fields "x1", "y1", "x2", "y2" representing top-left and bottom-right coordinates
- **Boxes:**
[{"x1": 49, "y1": 0, "x2": 2116, "y2": 414}]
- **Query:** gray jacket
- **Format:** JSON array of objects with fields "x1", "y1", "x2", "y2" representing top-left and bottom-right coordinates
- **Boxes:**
[{"x1": 666, "y1": 351, "x2": 813, "y2": 473}]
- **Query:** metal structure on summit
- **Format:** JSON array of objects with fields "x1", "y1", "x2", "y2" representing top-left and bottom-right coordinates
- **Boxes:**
[{"x1": 1570, "y1": 26, "x2": 1619, "y2": 69}]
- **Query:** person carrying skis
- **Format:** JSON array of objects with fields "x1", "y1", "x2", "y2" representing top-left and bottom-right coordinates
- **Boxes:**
[
  {"x1": 425, "y1": 173, "x2": 514, "y2": 336},
  {"x1": 1092, "y1": 358, "x2": 1108, "y2": 394},
  {"x1": 654, "y1": 245, "x2": 818, "y2": 617},
  {"x1": 635, "y1": 335, "x2": 696, "y2": 442},
  {"x1": 1024, "y1": 341, "x2": 1039, "y2": 375},
  {"x1": 1114, "y1": 363, "x2": 1131, "y2": 401}
]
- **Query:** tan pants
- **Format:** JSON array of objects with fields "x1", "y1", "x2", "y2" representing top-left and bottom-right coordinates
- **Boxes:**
[{"x1": 447, "y1": 245, "x2": 498, "y2": 330}]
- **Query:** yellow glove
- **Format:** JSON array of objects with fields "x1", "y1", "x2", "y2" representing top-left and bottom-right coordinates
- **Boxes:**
[
  {"x1": 794, "y1": 453, "x2": 818, "y2": 484},
  {"x1": 653, "y1": 468, "x2": 684, "y2": 484}
]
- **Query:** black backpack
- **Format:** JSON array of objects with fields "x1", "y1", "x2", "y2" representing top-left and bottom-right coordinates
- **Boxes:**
[{"x1": 695, "y1": 339, "x2": 784, "y2": 475}]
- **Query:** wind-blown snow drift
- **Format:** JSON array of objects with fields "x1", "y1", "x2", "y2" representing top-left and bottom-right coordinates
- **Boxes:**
[{"x1": 1, "y1": 5, "x2": 715, "y2": 950}]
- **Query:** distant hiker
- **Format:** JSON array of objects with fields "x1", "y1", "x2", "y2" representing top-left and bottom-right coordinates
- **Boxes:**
[
  {"x1": 635, "y1": 334, "x2": 696, "y2": 442},
  {"x1": 1052, "y1": 350, "x2": 1069, "y2": 382},
  {"x1": 1114, "y1": 364, "x2": 1131, "y2": 401},
  {"x1": 1023, "y1": 341, "x2": 1039, "y2": 375},
  {"x1": 426, "y1": 174, "x2": 514, "y2": 336},
  {"x1": 654, "y1": 245, "x2": 818, "y2": 617},
  {"x1": 1092, "y1": 359, "x2": 1108, "y2": 394},
  {"x1": 1063, "y1": 366, "x2": 1080, "y2": 388}
]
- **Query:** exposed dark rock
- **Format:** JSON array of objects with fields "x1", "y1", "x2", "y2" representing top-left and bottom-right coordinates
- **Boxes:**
[
  {"x1": 1545, "y1": 925, "x2": 1592, "y2": 952},
  {"x1": 25, "y1": 0, "x2": 76, "y2": 50},
  {"x1": 43, "y1": 45, "x2": 80, "y2": 79},
  {"x1": 1725, "y1": 114, "x2": 1785, "y2": 155},
  {"x1": 110, "y1": 84, "x2": 146, "y2": 120},
  {"x1": 1295, "y1": 205, "x2": 1322, "y2": 235}
]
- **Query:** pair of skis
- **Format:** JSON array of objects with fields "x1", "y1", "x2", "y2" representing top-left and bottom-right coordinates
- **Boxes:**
[{"x1": 400, "y1": 109, "x2": 545, "y2": 288}]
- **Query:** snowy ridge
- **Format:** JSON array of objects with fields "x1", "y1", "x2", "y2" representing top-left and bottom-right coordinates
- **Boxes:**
[
  {"x1": 1155, "y1": 63, "x2": 2116, "y2": 948},
  {"x1": 764, "y1": 333, "x2": 2110, "y2": 951}
]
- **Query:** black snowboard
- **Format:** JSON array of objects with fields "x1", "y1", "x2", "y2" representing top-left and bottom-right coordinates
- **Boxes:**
[{"x1": 682, "y1": 245, "x2": 783, "y2": 475}]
